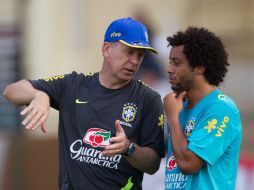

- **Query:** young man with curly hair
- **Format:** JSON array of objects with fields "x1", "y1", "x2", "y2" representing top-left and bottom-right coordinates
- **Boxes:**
[{"x1": 164, "y1": 27, "x2": 242, "y2": 190}]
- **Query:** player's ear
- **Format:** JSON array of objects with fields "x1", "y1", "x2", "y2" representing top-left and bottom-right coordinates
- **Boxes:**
[
  {"x1": 195, "y1": 66, "x2": 205, "y2": 75},
  {"x1": 102, "y1": 42, "x2": 111, "y2": 57}
]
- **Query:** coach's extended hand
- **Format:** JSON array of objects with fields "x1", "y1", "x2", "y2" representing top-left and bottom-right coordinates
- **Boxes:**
[
  {"x1": 102, "y1": 120, "x2": 130, "y2": 156},
  {"x1": 21, "y1": 91, "x2": 50, "y2": 133},
  {"x1": 3, "y1": 79, "x2": 50, "y2": 133}
]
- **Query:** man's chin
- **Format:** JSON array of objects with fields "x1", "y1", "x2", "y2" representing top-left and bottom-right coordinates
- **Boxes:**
[
  {"x1": 171, "y1": 86, "x2": 180, "y2": 92},
  {"x1": 171, "y1": 87, "x2": 184, "y2": 95},
  {"x1": 119, "y1": 75, "x2": 133, "y2": 83}
]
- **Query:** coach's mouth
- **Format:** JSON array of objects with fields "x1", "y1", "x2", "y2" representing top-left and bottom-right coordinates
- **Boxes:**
[{"x1": 123, "y1": 68, "x2": 135, "y2": 75}]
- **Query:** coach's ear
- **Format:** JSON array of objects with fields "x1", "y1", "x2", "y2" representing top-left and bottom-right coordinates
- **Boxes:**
[{"x1": 102, "y1": 42, "x2": 112, "y2": 58}]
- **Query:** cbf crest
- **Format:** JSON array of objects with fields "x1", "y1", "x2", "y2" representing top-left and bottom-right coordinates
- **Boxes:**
[
  {"x1": 185, "y1": 119, "x2": 195, "y2": 137},
  {"x1": 122, "y1": 103, "x2": 138, "y2": 122}
]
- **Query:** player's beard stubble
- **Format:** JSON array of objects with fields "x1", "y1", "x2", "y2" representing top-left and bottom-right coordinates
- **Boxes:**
[
  {"x1": 171, "y1": 71, "x2": 196, "y2": 96},
  {"x1": 171, "y1": 78, "x2": 193, "y2": 97}
]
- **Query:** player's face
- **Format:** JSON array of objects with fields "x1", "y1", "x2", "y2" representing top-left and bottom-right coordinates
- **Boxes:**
[
  {"x1": 167, "y1": 45, "x2": 196, "y2": 93},
  {"x1": 106, "y1": 42, "x2": 145, "y2": 82}
]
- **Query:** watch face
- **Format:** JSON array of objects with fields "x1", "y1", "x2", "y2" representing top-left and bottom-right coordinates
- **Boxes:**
[{"x1": 127, "y1": 142, "x2": 136, "y2": 156}]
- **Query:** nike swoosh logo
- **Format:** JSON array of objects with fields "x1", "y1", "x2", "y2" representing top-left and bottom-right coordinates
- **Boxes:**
[{"x1": 75, "y1": 98, "x2": 89, "y2": 104}]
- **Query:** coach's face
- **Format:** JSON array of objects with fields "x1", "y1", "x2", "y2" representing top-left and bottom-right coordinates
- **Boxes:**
[{"x1": 103, "y1": 42, "x2": 145, "y2": 82}]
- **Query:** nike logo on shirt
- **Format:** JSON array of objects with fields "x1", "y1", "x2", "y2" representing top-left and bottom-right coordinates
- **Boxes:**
[{"x1": 75, "y1": 99, "x2": 89, "y2": 104}]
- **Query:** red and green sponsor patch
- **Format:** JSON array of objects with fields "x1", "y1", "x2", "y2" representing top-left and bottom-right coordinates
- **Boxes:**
[{"x1": 83, "y1": 128, "x2": 111, "y2": 147}]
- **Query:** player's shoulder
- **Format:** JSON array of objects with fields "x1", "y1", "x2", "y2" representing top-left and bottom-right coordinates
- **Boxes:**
[
  {"x1": 207, "y1": 91, "x2": 240, "y2": 115},
  {"x1": 203, "y1": 92, "x2": 242, "y2": 133}
]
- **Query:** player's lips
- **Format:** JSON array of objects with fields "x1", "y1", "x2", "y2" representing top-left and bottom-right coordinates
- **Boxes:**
[{"x1": 169, "y1": 76, "x2": 176, "y2": 83}]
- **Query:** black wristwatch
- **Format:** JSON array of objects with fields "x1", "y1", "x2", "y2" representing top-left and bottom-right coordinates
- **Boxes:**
[{"x1": 125, "y1": 140, "x2": 136, "y2": 156}]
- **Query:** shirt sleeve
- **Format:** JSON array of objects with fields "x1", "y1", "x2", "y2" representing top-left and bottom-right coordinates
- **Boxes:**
[
  {"x1": 29, "y1": 72, "x2": 76, "y2": 110},
  {"x1": 187, "y1": 103, "x2": 241, "y2": 165},
  {"x1": 139, "y1": 94, "x2": 165, "y2": 158}
]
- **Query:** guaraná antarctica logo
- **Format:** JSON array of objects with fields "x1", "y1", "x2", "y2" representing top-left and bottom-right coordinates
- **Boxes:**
[
  {"x1": 166, "y1": 153, "x2": 177, "y2": 171},
  {"x1": 83, "y1": 128, "x2": 111, "y2": 147},
  {"x1": 69, "y1": 128, "x2": 121, "y2": 170}
]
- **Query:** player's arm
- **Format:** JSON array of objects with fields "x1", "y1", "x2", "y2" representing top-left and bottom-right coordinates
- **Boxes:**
[
  {"x1": 164, "y1": 92, "x2": 204, "y2": 174},
  {"x1": 3, "y1": 79, "x2": 50, "y2": 132},
  {"x1": 103, "y1": 120, "x2": 161, "y2": 174},
  {"x1": 168, "y1": 116, "x2": 204, "y2": 174}
]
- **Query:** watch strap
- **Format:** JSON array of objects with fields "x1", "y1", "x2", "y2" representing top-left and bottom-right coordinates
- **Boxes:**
[{"x1": 124, "y1": 140, "x2": 136, "y2": 156}]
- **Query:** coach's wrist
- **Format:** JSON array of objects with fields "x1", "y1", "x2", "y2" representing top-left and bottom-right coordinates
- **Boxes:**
[
  {"x1": 123, "y1": 139, "x2": 131, "y2": 155},
  {"x1": 124, "y1": 139, "x2": 136, "y2": 157}
]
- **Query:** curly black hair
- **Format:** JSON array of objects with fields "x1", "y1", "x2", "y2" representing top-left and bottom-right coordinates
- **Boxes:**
[{"x1": 167, "y1": 27, "x2": 229, "y2": 86}]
